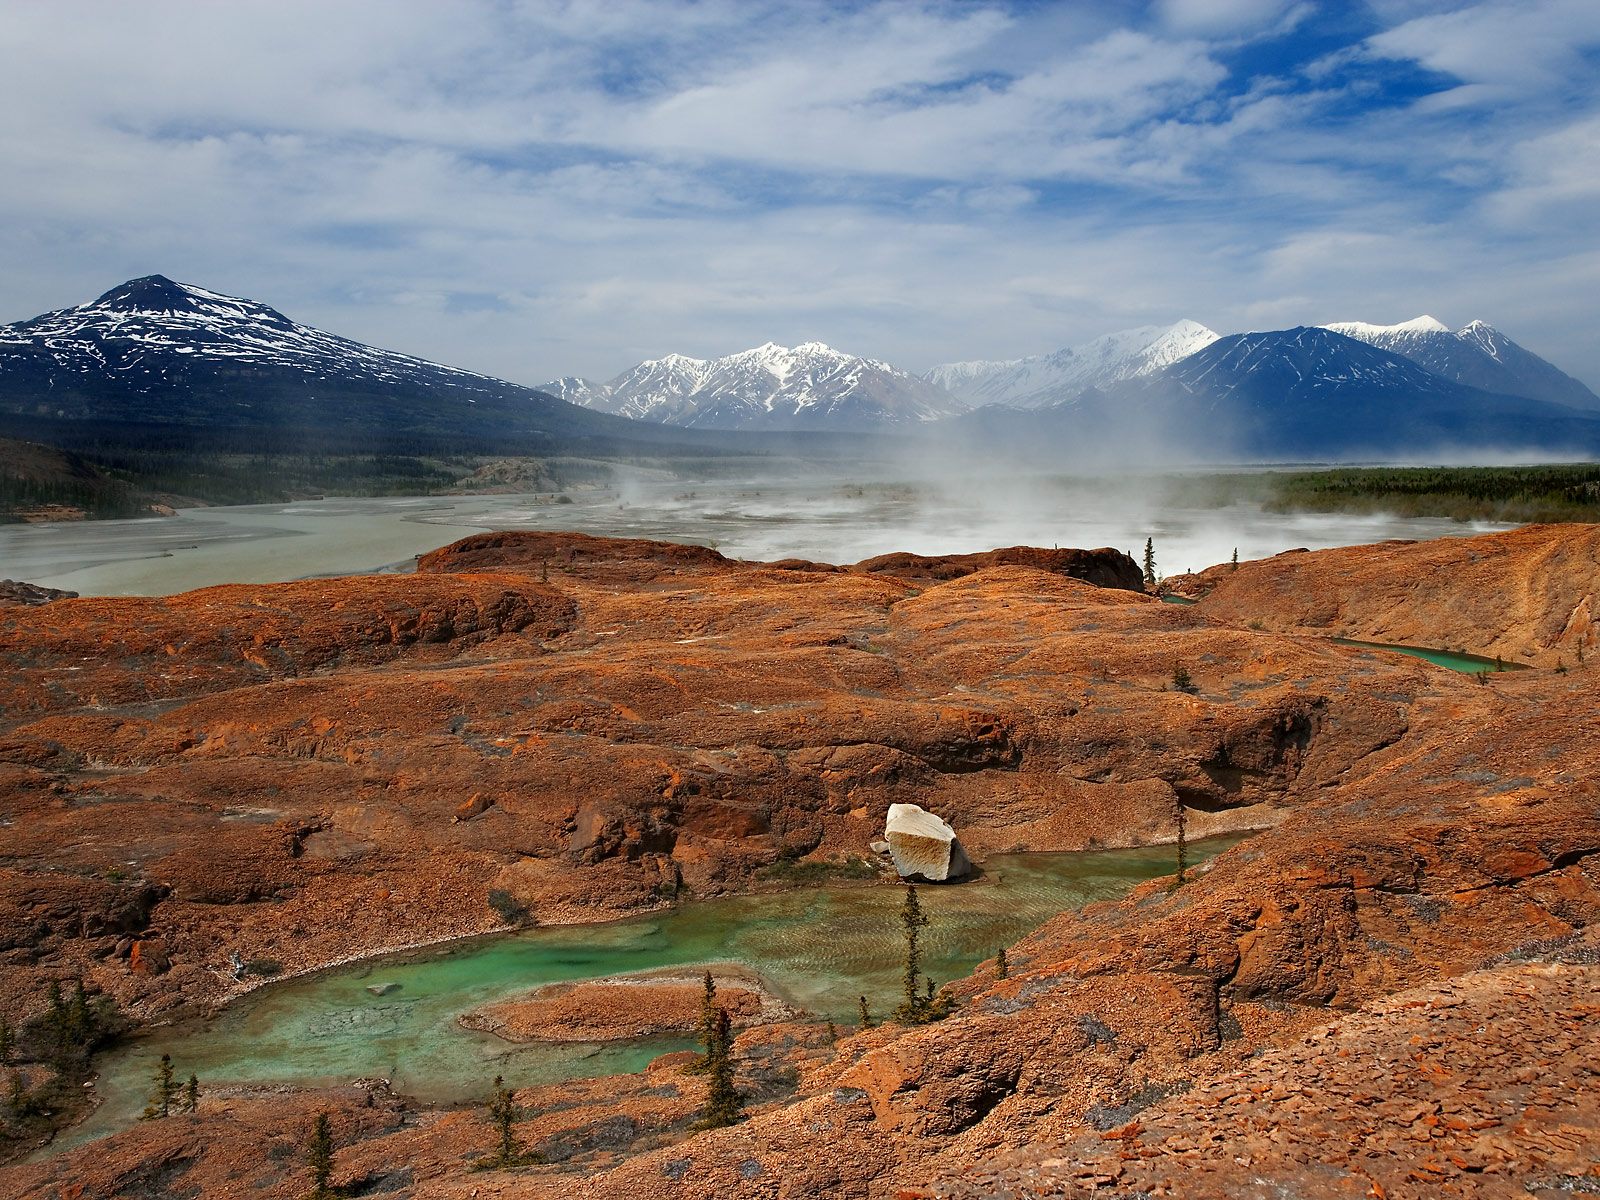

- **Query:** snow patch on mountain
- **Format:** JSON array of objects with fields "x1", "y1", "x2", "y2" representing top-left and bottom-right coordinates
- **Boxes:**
[
  {"x1": 926, "y1": 320, "x2": 1219, "y2": 408},
  {"x1": 541, "y1": 341, "x2": 965, "y2": 430},
  {"x1": 1320, "y1": 316, "x2": 1600, "y2": 410}
]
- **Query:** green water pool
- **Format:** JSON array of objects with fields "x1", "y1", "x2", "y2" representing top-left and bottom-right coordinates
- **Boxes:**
[
  {"x1": 1331, "y1": 638, "x2": 1528, "y2": 674},
  {"x1": 69, "y1": 840, "x2": 1242, "y2": 1147}
]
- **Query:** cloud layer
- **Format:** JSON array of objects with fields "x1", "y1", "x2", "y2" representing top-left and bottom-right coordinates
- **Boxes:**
[{"x1": 1, "y1": 0, "x2": 1597, "y2": 389}]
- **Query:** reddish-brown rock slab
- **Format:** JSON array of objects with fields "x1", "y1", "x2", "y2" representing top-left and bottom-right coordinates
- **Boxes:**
[
  {"x1": 1191, "y1": 522, "x2": 1600, "y2": 667},
  {"x1": 461, "y1": 965, "x2": 803, "y2": 1043}
]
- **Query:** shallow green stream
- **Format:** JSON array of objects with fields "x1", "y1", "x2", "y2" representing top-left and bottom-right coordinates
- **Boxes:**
[
  {"x1": 70, "y1": 841, "x2": 1240, "y2": 1148},
  {"x1": 1330, "y1": 638, "x2": 1528, "y2": 673}
]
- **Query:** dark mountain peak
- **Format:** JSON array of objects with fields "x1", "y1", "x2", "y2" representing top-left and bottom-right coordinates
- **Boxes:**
[
  {"x1": 93, "y1": 275, "x2": 204, "y2": 312},
  {"x1": 84, "y1": 275, "x2": 294, "y2": 328}
]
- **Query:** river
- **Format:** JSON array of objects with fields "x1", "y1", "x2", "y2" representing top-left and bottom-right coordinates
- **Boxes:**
[{"x1": 0, "y1": 472, "x2": 1513, "y2": 597}]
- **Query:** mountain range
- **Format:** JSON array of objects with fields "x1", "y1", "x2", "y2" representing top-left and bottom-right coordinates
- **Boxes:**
[
  {"x1": 549, "y1": 315, "x2": 1600, "y2": 438},
  {"x1": 953, "y1": 326, "x2": 1600, "y2": 463},
  {"x1": 3, "y1": 276, "x2": 1599, "y2": 462},
  {"x1": 541, "y1": 341, "x2": 964, "y2": 431}
]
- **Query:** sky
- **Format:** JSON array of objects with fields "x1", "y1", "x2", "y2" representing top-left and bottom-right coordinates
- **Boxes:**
[{"x1": 1, "y1": 0, "x2": 1598, "y2": 390}]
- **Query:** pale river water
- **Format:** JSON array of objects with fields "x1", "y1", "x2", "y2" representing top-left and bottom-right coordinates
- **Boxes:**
[{"x1": 0, "y1": 471, "x2": 1513, "y2": 596}]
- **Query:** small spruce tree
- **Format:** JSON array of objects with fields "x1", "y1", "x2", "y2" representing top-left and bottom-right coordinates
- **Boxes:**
[
  {"x1": 1171, "y1": 661, "x2": 1194, "y2": 693},
  {"x1": 825, "y1": 1019, "x2": 837, "y2": 1044},
  {"x1": 683, "y1": 970, "x2": 718, "y2": 1075},
  {"x1": 694, "y1": 1008, "x2": 742, "y2": 1129},
  {"x1": 142, "y1": 1053, "x2": 179, "y2": 1119},
  {"x1": 995, "y1": 946, "x2": 1009, "y2": 980},
  {"x1": 184, "y1": 1074, "x2": 199, "y2": 1114},
  {"x1": 1230, "y1": 547, "x2": 1239, "y2": 570},
  {"x1": 8, "y1": 1072, "x2": 28, "y2": 1118},
  {"x1": 0, "y1": 1015, "x2": 13, "y2": 1064},
  {"x1": 307, "y1": 1111, "x2": 335, "y2": 1199},
  {"x1": 490, "y1": 1074, "x2": 519, "y2": 1167},
  {"x1": 67, "y1": 978, "x2": 94, "y2": 1047},
  {"x1": 892, "y1": 885, "x2": 956, "y2": 1025},
  {"x1": 1143, "y1": 538, "x2": 1157, "y2": 590},
  {"x1": 857, "y1": 995, "x2": 872, "y2": 1030},
  {"x1": 44, "y1": 982, "x2": 68, "y2": 1051},
  {"x1": 895, "y1": 884, "x2": 931, "y2": 1022},
  {"x1": 1171, "y1": 799, "x2": 1189, "y2": 890}
]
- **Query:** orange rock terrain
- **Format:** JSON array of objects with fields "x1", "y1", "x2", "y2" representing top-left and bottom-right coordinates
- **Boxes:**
[
  {"x1": 462, "y1": 966, "x2": 797, "y2": 1043},
  {"x1": 1, "y1": 524, "x2": 1597, "y2": 1196},
  {"x1": 1180, "y1": 522, "x2": 1600, "y2": 668}
]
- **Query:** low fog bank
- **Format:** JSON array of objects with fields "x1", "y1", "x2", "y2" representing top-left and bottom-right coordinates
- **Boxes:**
[
  {"x1": 0, "y1": 456, "x2": 1531, "y2": 597},
  {"x1": 512, "y1": 453, "x2": 1517, "y2": 578}
]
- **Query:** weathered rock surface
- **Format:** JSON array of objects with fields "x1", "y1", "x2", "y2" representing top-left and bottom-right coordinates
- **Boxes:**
[
  {"x1": 2, "y1": 525, "x2": 1597, "y2": 1197},
  {"x1": 1189, "y1": 523, "x2": 1600, "y2": 667},
  {"x1": 462, "y1": 966, "x2": 799, "y2": 1043},
  {"x1": 884, "y1": 803, "x2": 972, "y2": 882},
  {"x1": 852, "y1": 546, "x2": 1145, "y2": 591},
  {"x1": 932, "y1": 941, "x2": 1600, "y2": 1199}
]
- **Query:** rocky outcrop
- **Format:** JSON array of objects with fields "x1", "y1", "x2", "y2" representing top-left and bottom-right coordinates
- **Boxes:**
[
  {"x1": 884, "y1": 803, "x2": 972, "y2": 882},
  {"x1": 1192, "y1": 523, "x2": 1600, "y2": 667},
  {"x1": 853, "y1": 546, "x2": 1144, "y2": 592},
  {"x1": 932, "y1": 941, "x2": 1600, "y2": 1198},
  {"x1": 0, "y1": 573, "x2": 576, "y2": 717},
  {"x1": 419, "y1": 529, "x2": 730, "y2": 582},
  {"x1": 461, "y1": 966, "x2": 799, "y2": 1043},
  {"x1": 0, "y1": 581, "x2": 77, "y2": 607}
]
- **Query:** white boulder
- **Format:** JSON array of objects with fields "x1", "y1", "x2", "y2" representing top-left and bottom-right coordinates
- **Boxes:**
[{"x1": 884, "y1": 803, "x2": 972, "y2": 882}]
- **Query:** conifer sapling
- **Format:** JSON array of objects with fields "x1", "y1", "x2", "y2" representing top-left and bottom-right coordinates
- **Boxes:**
[{"x1": 307, "y1": 1111, "x2": 335, "y2": 1198}]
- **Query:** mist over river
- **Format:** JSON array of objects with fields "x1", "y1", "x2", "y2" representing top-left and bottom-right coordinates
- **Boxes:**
[{"x1": 2, "y1": 468, "x2": 1515, "y2": 597}]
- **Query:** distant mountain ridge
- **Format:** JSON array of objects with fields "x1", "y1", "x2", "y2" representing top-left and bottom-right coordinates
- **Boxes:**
[
  {"x1": 951, "y1": 326, "x2": 1600, "y2": 461},
  {"x1": 924, "y1": 320, "x2": 1220, "y2": 409},
  {"x1": 540, "y1": 341, "x2": 965, "y2": 431},
  {"x1": 1321, "y1": 316, "x2": 1600, "y2": 411}
]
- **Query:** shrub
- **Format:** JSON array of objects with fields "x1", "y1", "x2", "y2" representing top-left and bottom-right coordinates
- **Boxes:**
[{"x1": 487, "y1": 889, "x2": 528, "y2": 925}]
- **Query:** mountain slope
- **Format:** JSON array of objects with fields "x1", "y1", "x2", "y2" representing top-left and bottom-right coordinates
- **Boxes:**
[
  {"x1": 0, "y1": 275, "x2": 654, "y2": 449},
  {"x1": 543, "y1": 341, "x2": 966, "y2": 431},
  {"x1": 926, "y1": 320, "x2": 1219, "y2": 408},
  {"x1": 952, "y1": 327, "x2": 1600, "y2": 462},
  {"x1": 1322, "y1": 316, "x2": 1600, "y2": 411}
]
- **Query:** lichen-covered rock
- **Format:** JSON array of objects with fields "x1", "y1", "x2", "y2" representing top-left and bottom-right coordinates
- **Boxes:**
[{"x1": 884, "y1": 803, "x2": 972, "y2": 882}]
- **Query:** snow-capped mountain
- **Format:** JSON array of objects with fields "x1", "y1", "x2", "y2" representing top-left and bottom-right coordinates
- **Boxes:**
[
  {"x1": 953, "y1": 327, "x2": 1600, "y2": 461},
  {"x1": 0, "y1": 275, "x2": 631, "y2": 444},
  {"x1": 541, "y1": 341, "x2": 966, "y2": 431},
  {"x1": 1321, "y1": 317, "x2": 1599, "y2": 411},
  {"x1": 925, "y1": 320, "x2": 1219, "y2": 409}
]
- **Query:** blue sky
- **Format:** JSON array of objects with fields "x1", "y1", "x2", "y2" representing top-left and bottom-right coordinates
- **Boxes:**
[{"x1": 2, "y1": 0, "x2": 1598, "y2": 389}]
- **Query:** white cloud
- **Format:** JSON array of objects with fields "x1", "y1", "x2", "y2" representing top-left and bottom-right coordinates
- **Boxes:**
[
  {"x1": 1363, "y1": 0, "x2": 1600, "y2": 100},
  {"x1": 0, "y1": 0, "x2": 1596, "y2": 393},
  {"x1": 1158, "y1": 0, "x2": 1305, "y2": 36}
]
